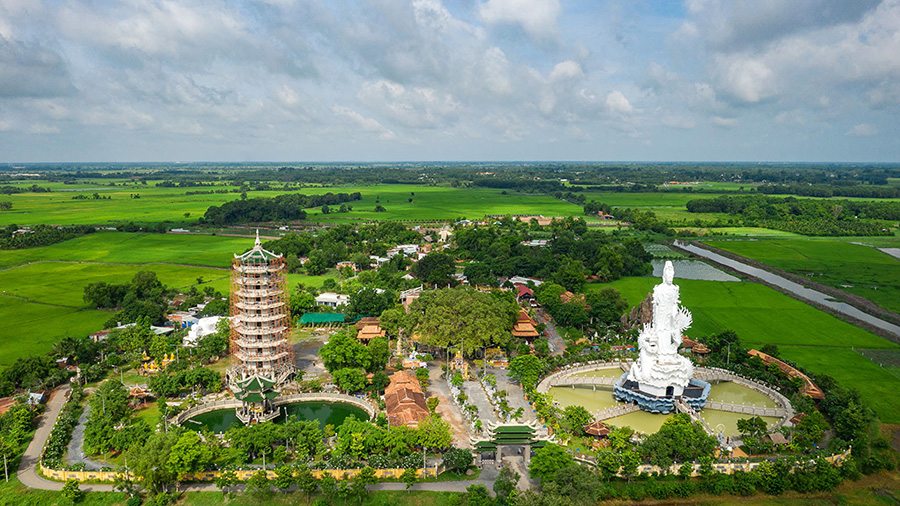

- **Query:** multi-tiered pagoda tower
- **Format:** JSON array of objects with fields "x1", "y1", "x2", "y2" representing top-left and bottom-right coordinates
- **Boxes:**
[{"x1": 228, "y1": 232, "x2": 294, "y2": 394}]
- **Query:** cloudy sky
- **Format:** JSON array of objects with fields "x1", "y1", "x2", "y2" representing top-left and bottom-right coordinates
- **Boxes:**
[{"x1": 1, "y1": 0, "x2": 898, "y2": 162}]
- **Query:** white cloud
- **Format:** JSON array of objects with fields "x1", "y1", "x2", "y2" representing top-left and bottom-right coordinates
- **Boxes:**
[
  {"x1": 478, "y1": 0, "x2": 561, "y2": 42},
  {"x1": 712, "y1": 116, "x2": 738, "y2": 128},
  {"x1": 332, "y1": 105, "x2": 396, "y2": 140},
  {"x1": 714, "y1": 56, "x2": 775, "y2": 103},
  {"x1": 548, "y1": 61, "x2": 584, "y2": 82},
  {"x1": 846, "y1": 123, "x2": 878, "y2": 136},
  {"x1": 358, "y1": 80, "x2": 458, "y2": 129},
  {"x1": 605, "y1": 91, "x2": 634, "y2": 115}
]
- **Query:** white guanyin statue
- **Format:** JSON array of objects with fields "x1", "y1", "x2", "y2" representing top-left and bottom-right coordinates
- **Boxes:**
[{"x1": 627, "y1": 260, "x2": 694, "y2": 397}]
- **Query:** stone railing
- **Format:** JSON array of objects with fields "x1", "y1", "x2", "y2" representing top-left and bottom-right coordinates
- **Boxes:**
[
  {"x1": 591, "y1": 403, "x2": 640, "y2": 421},
  {"x1": 173, "y1": 392, "x2": 378, "y2": 427},
  {"x1": 704, "y1": 400, "x2": 789, "y2": 418},
  {"x1": 274, "y1": 392, "x2": 378, "y2": 418},
  {"x1": 173, "y1": 399, "x2": 241, "y2": 426},
  {"x1": 536, "y1": 361, "x2": 631, "y2": 394}
]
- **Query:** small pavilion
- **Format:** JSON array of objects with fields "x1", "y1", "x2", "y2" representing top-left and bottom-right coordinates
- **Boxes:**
[{"x1": 234, "y1": 375, "x2": 281, "y2": 424}]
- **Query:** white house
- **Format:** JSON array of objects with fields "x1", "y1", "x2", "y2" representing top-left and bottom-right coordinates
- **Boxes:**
[
  {"x1": 315, "y1": 292, "x2": 350, "y2": 308},
  {"x1": 183, "y1": 316, "x2": 227, "y2": 347}
]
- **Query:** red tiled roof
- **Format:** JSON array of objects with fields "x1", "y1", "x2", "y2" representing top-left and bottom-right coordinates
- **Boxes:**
[{"x1": 384, "y1": 371, "x2": 429, "y2": 428}]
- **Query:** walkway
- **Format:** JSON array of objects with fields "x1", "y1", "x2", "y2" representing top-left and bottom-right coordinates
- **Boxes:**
[{"x1": 66, "y1": 404, "x2": 105, "y2": 471}]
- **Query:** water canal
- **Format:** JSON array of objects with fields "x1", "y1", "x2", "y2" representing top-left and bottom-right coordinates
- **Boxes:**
[{"x1": 674, "y1": 241, "x2": 900, "y2": 337}]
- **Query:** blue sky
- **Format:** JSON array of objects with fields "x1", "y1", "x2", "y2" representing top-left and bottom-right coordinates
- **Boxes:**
[{"x1": 0, "y1": 0, "x2": 898, "y2": 162}]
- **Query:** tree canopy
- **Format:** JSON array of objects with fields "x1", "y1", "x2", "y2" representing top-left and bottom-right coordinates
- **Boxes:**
[{"x1": 405, "y1": 287, "x2": 519, "y2": 355}]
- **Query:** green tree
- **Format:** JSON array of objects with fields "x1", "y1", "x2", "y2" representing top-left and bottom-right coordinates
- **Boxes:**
[
  {"x1": 320, "y1": 331, "x2": 372, "y2": 373},
  {"x1": 127, "y1": 431, "x2": 178, "y2": 493},
  {"x1": 418, "y1": 413, "x2": 452, "y2": 449},
  {"x1": 585, "y1": 287, "x2": 628, "y2": 327},
  {"x1": 214, "y1": 469, "x2": 238, "y2": 498},
  {"x1": 166, "y1": 431, "x2": 215, "y2": 486},
  {"x1": 406, "y1": 287, "x2": 518, "y2": 355},
  {"x1": 639, "y1": 414, "x2": 717, "y2": 468},
  {"x1": 529, "y1": 443, "x2": 574, "y2": 483},
  {"x1": 400, "y1": 467, "x2": 418, "y2": 492},
  {"x1": 246, "y1": 469, "x2": 272, "y2": 498},
  {"x1": 274, "y1": 465, "x2": 296, "y2": 493},
  {"x1": 442, "y1": 447, "x2": 474, "y2": 473},
  {"x1": 333, "y1": 367, "x2": 368, "y2": 393},
  {"x1": 413, "y1": 252, "x2": 456, "y2": 286},
  {"x1": 507, "y1": 354, "x2": 543, "y2": 391},
  {"x1": 295, "y1": 465, "x2": 319, "y2": 501},
  {"x1": 493, "y1": 465, "x2": 520, "y2": 506},
  {"x1": 62, "y1": 479, "x2": 83, "y2": 504},
  {"x1": 562, "y1": 406, "x2": 592, "y2": 436}
]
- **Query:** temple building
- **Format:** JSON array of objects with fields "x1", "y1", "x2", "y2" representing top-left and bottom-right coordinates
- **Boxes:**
[{"x1": 227, "y1": 232, "x2": 295, "y2": 388}]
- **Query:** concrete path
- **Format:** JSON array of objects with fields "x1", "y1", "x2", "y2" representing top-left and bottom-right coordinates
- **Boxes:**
[
  {"x1": 427, "y1": 366, "x2": 472, "y2": 448},
  {"x1": 66, "y1": 404, "x2": 105, "y2": 471}
]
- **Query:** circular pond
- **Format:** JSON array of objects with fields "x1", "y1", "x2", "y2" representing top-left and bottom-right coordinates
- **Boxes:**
[
  {"x1": 549, "y1": 378, "x2": 780, "y2": 436},
  {"x1": 184, "y1": 401, "x2": 369, "y2": 433}
]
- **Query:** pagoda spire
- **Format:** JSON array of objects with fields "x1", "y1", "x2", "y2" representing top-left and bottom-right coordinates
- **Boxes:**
[{"x1": 255, "y1": 229, "x2": 261, "y2": 248}]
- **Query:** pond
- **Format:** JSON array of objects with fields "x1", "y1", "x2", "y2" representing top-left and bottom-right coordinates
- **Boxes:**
[
  {"x1": 548, "y1": 381, "x2": 780, "y2": 436},
  {"x1": 184, "y1": 401, "x2": 369, "y2": 433},
  {"x1": 651, "y1": 259, "x2": 740, "y2": 282}
]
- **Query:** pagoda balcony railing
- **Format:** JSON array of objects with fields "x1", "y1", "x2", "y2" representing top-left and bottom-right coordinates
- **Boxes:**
[
  {"x1": 233, "y1": 300, "x2": 286, "y2": 311},
  {"x1": 238, "y1": 314, "x2": 288, "y2": 323},
  {"x1": 235, "y1": 288, "x2": 282, "y2": 298},
  {"x1": 233, "y1": 338, "x2": 289, "y2": 349},
  {"x1": 235, "y1": 325, "x2": 287, "y2": 336},
  {"x1": 236, "y1": 265, "x2": 284, "y2": 275},
  {"x1": 234, "y1": 350, "x2": 290, "y2": 363}
]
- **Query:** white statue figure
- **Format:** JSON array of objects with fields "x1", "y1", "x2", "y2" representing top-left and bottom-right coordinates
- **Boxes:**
[{"x1": 627, "y1": 260, "x2": 694, "y2": 397}]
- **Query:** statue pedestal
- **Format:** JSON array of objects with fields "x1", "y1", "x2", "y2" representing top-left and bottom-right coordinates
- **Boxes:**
[{"x1": 614, "y1": 373, "x2": 711, "y2": 414}]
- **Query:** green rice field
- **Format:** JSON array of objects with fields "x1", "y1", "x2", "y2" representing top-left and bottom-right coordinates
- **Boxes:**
[
  {"x1": 703, "y1": 238, "x2": 900, "y2": 313},
  {"x1": 587, "y1": 277, "x2": 900, "y2": 422},
  {"x1": 0, "y1": 232, "x2": 333, "y2": 365}
]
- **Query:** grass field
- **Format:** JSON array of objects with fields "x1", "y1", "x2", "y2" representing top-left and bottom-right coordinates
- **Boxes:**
[
  {"x1": 0, "y1": 231, "x2": 254, "y2": 268},
  {"x1": 0, "y1": 297, "x2": 108, "y2": 368},
  {"x1": 0, "y1": 181, "x2": 590, "y2": 226},
  {"x1": 703, "y1": 238, "x2": 900, "y2": 313},
  {"x1": 779, "y1": 346, "x2": 900, "y2": 423},
  {"x1": 587, "y1": 277, "x2": 900, "y2": 422}
]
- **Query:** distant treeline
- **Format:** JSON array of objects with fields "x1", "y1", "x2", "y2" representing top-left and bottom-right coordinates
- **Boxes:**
[
  {"x1": 758, "y1": 183, "x2": 900, "y2": 199},
  {"x1": 201, "y1": 192, "x2": 361, "y2": 226},
  {"x1": 0, "y1": 184, "x2": 51, "y2": 194},
  {"x1": 0, "y1": 224, "x2": 95, "y2": 249},
  {"x1": 687, "y1": 195, "x2": 900, "y2": 236}
]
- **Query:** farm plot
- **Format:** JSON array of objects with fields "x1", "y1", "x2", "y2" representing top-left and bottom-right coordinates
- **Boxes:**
[
  {"x1": 703, "y1": 238, "x2": 900, "y2": 313},
  {"x1": 778, "y1": 346, "x2": 900, "y2": 424}
]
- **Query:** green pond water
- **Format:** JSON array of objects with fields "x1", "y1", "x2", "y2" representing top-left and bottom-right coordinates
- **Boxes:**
[
  {"x1": 184, "y1": 401, "x2": 369, "y2": 433},
  {"x1": 549, "y1": 381, "x2": 780, "y2": 436}
]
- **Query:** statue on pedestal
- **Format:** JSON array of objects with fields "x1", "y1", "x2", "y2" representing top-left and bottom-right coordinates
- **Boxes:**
[{"x1": 627, "y1": 261, "x2": 694, "y2": 397}]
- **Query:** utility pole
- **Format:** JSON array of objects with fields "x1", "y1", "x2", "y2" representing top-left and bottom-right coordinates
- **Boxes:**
[{"x1": 4, "y1": 453, "x2": 8, "y2": 483}]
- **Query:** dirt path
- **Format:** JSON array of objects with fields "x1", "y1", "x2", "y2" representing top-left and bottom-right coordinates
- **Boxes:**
[{"x1": 428, "y1": 366, "x2": 472, "y2": 448}]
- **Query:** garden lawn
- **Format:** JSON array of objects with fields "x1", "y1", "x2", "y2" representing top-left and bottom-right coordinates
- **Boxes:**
[
  {"x1": 703, "y1": 238, "x2": 900, "y2": 313},
  {"x1": 778, "y1": 346, "x2": 900, "y2": 424},
  {"x1": 0, "y1": 297, "x2": 108, "y2": 367}
]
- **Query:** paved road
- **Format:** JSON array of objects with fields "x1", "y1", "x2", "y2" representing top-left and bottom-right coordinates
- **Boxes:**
[{"x1": 535, "y1": 311, "x2": 566, "y2": 356}]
